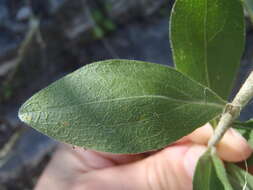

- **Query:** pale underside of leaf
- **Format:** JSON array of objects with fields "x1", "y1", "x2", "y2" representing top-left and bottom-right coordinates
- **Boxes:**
[{"x1": 19, "y1": 60, "x2": 225, "y2": 153}]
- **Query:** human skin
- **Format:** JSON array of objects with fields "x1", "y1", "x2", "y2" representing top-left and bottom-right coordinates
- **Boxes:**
[{"x1": 35, "y1": 124, "x2": 253, "y2": 190}]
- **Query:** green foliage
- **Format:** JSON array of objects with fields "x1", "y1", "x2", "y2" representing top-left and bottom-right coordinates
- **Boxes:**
[
  {"x1": 18, "y1": 0, "x2": 253, "y2": 188},
  {"x1": 92, "y1": 26, "x2": 105, "y2": 39},
  {"x1": 193, "y1": 151, "x2": 233, "y2": 190},
  {"x1": 2, "y1": 84, "x2": 13, "y2": 101},
  {"x1": 227, "y1": 163, "x2": 253, "y2": 189},
  {"x1": 91, "y1": 9, "x2": 116, "y2": 39},
  {"x1": 234, "y1": 119, "x2": 253, "y2": 130},
  {"x1": 104, "y1": 2, "x2": 113, "y2": 13},
  {"x1": 92, "y1": 10, "x2": 104, "y2": 23},
  {"x1": 103, "y1": 19, "x2": 116, "y2": 31},
  {"x1": 170, "y1": 0, "x2": 245, "y2": 100},
  {"x1": 18, "y1": 60, "x2": 225, "y2": 153}
]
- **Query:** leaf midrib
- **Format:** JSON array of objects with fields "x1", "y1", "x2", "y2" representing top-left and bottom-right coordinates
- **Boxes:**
[
  {"x1": 80, "y1": 95, "x2": 223, "y2": 107},
  {"x1": 26, "y1": 101, "x2": 215, "y2": 126},
  {"x1": 204, "y1": 0, "x2": 210, "y2": 87},
  {"x1": 21, "y1": 95, "x2": 225, "y2": 114},
  {"x1": 206, "y1": 160, "x2": 212, "y2": 190}
]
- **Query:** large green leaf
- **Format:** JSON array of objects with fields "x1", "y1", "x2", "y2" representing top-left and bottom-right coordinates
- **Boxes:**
[
  {"x1": 193, "y1": 151, "x2": 233, "y2": 190},
  {"x1": 170, "y1": 0, "x2": 245, "y2": 100},
  {"x1": 19, "y1": 60, "x2": 225, "y2": 153},
  {"x1": 227, "y1": 163, "x2": 253, "y2": 189}
]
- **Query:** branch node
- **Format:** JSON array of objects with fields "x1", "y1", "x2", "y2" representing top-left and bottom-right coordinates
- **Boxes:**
[{"x1": 208, "y1": 71, "x2": 253, "y2": 148}]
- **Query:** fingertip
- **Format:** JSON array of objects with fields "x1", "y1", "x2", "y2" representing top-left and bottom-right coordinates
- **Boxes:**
[
  {"x1": 188, "y1": 123, "x2": 213, "y2": 145},
  {"x1": 217, "y1": 128, "x2": 253, "y2": 162},
  {"x1": 188, "y1": 125, "x2": 253, "y2": 162}
]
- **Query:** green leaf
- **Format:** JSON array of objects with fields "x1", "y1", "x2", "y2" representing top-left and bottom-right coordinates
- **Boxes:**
[
  {"x1": 244, "y1": 0, "x2": 253, "y2": 24},
  {"x1": 233, "y1": 120, "x2": 253, "y2": 148},
  {"x1": 170, "y1": 0, "x2": 245, "y2": 100},
  {"x1": 92, "y1": 26, "x2": 104, "y2": 39},
  {"x1": 227, "y1": 163, "x2": 253, "y2": 189},
  {"x1": 234, "y1": 119, "x2": 253, "y2": 130},
  {"x1": 18, "y1": 59, "x2": 225, "y2": 153},
  {"x1": 193, "y1": 151, "x2": 233, "y2": 190}
]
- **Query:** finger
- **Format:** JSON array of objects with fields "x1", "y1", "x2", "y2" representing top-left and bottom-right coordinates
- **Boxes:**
[
  {"x1": 72, "y1": 143, "x2": 207, "y2": 190},
  {"x1": 83, "y1": 150, "x2": 146, "y2": 165},
  {"x1": 69, "y1": 144, "x2": 146, "y2": 166},
  {"x1": 216, "y1": 129, "x2": 252, "y2": 162},
  {"x1": 36, "y1": 144, "x2": 147, "y2": 190},
  {"x1": 72, "y1": 147, "x2": 146, "y2": 166},
  {"x1": 187, "y1": 124, "x2": 213, "y2": 145},
  {"x1": 188, "y1": 124, "x2": 252, "y2": 162},
  {"x1": 36, "y1": 145, "x2": 125, "y2": 190},
  {"x1": 35, "y1": 145, "x2": 92, "y2": 190}
]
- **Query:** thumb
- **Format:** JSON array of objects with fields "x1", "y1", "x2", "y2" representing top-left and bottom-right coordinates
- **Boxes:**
[{"x1": 74, "y1": 143, "x2": 207, "y2": 190}]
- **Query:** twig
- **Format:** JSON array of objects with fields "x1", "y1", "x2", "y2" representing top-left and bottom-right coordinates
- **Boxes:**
[
  {"x1": 4, "y1": 16, "x2": 40, "y2": 83},
  {"x1": 0, "y1": 128, "x2": 27, "y2": 167},
  {"x1": 208, "y1": 71, "x2": 253, "y2": 148}
]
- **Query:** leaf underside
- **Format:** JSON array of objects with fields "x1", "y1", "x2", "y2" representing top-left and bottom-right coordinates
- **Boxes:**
[
  {"x1": 19, "y1": 60, "x2": 225, "y2": 153},
  {"x1": 227, "y1": 163, "x2": 253, "y2": 189},
  {"x1": 170, "y1": 0, "x2": 245, "y2": 100},
  {"x1": 193, "y1": 151, "x2": 233, "y2": 190}
]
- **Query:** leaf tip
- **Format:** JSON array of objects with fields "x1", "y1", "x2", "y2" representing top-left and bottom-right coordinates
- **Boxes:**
[{"x1": 18, "y1": 105, "x2": 32, "y2": 124}]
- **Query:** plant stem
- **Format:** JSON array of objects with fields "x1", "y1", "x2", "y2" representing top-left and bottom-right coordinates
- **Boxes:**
[{"x1": 208, "y1": 71, "x2": 253, "y2": 148}]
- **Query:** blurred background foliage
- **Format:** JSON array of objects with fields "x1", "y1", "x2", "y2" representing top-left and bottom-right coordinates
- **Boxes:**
[{"x1": 0, "y1": 0, "x2": 252, "y2": 189}]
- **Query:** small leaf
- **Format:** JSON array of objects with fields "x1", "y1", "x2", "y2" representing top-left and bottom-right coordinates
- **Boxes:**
[
  {"x1": 193, "y1": 151, "x2": 233, "y2": 190},
  {"x1": 170, "y1": 0, "x2": 245, "y2": 100},
  {"x1": 227, "y1": 163, "x2": 253, "y2": 189},
  {"x1": 19, "y1": 60, "x2": 225, "y2": 153},
  {"x1": 233, "y1": 120, "x2": 253, "y2": 148}
]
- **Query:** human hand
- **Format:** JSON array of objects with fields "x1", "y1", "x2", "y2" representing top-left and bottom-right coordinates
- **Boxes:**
[{"x1": 35, "y1": 124, "x2": 252, "y2": 190}]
